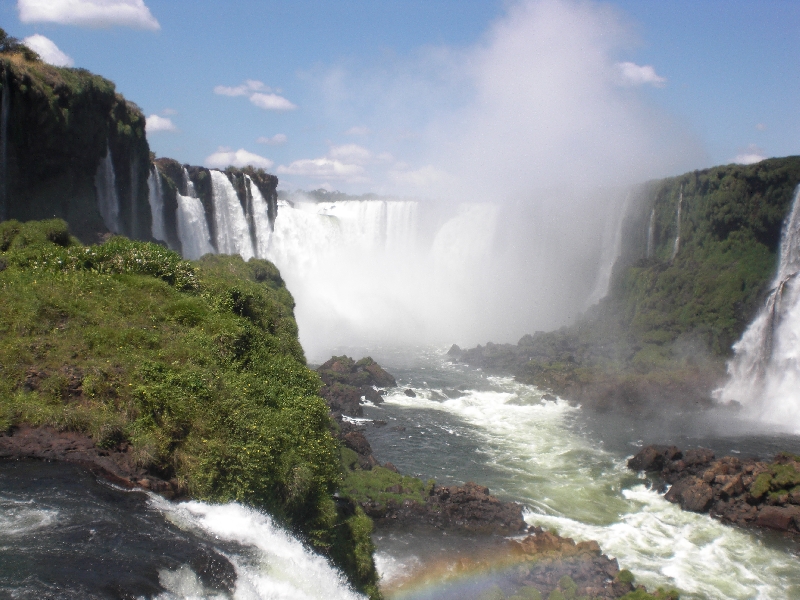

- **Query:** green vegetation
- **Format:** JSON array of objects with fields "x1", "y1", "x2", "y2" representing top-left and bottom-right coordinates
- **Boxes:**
[
  {"x1": 341, "y1": 461, "x2": 434, "y2": 509},
  {"x1": 0, "y1": 220, "x2": 380, "y2": 598},
  {"x1": 466, "y1": 157, "x2": 800, "y2": 409},
  {"x1": 748, "y1": 462, "x2": 800, "y2": 501},
  {"x1": 1, "y1": 31, "x2": 151, "y2": 242}
]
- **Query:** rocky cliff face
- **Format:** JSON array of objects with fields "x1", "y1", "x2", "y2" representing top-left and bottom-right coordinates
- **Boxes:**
[{"x1": 0, "y1": 52, "x2": 151, "y2": 243}]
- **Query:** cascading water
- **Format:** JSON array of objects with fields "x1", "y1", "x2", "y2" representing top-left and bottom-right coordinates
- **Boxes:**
[
  {"x1": 209, "y1": 170, "x2": 255, "y2": 261},
  {"x1": 246, "y1": 175, "x2": 273, "y2": 259},
  {"x1": 717, "y1": 185, "x2": 800, "y2": 429},
  {"x1": 671, "y1": 188, "x2": 683, "y2": 260},
  {"x1": 182, "y1": 167, "x2": 196, "y2": 197},
  {"x1": 586, "y1": 193, "x2": 632, "y2": 306},
  {"x1": 0, "y1": 69, "x2": 9, "y2": 222},
  {"x1": 147, "y1": 165, "x2": 166, "y2": 242},
  {"x1": 176, "y1": 192, "x2": 214, "y2": 260},
  {"x1": 645, "y1": 208, "x2": 655, "y2": 259},
  {"x1": 94, "y1": 146, "x2": 120, "y2": 234}
]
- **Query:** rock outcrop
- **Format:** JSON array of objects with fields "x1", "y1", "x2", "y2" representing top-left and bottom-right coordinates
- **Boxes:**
[
  {"x1": 317, "y1": 355, "x2": 395, "y2": 417},
  {"x1": 630, "y1": 444, "x2": 800, "y2": 534},
  {"x1": 0, "y1": 425, "x2": 185, "y2": 498},
  {"x1": 362, "y1": 481, "x2": 527, "y2": 535}
]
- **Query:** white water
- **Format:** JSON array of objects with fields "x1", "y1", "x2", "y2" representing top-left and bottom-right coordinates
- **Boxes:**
[
  {"x1": 176, "y1": 193, "x2": 214, "y2": 260},
  {"x1": 671, "y1": 189, "x2": 683, "y2": 261},
  {"x1": 94, "y1": 146, "x2": 120, "y2": 234},
  {"x1": 147, "y1": 165, "x2": 167, "y2": 242},
  {"x1": 646, "y1": 208, "x2": 656, "y2": 259},
  {"x1": 586, "y1": 192, "x2": 631, "y2": 306},
  {"x1": 718, "y1": 185, "x2": 800, "y2": 430},
  {"x1": 210, "y1": 170, "x2": 255, "y2": 261},
  {"x1": 245, "y1": 175, "x2": 272, "y2": 259},
  {"x1": 366, "y1": 357, "x2": 800, "y2": 599},
  {"x1": 151, "y1": 497, "x2": 365, "y2": 600},
  {"x1": 183, "y1": 167, "x2": 197, "y2": 197}
]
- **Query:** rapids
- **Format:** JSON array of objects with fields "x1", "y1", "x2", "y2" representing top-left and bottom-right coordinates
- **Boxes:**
[{"x1": 339, "y1": 347, "x2": 800, "y2": 600}]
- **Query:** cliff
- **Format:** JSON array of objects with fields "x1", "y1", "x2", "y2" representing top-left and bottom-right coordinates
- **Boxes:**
[
  {"x1": 0, "y1": 44, "x2": 151, "y2": 243},
  {"x1": 456, "y1": 157, "x2": 800, "y2": 410}
]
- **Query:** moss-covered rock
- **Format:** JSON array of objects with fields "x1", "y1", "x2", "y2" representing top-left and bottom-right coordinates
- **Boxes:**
[{"x1": 0, "y1": 219, "x2": 380, "y2": 598}]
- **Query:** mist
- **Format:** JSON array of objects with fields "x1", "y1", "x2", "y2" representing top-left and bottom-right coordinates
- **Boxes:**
[{"x1": 281, "y1": 0, "x2": 705, "y2": 360}]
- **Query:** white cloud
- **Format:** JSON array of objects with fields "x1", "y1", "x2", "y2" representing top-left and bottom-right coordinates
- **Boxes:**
[
  {"x1": 145, "y1": 114, "x2": 177, "y2": 133},
  {"x1": 22, "y1": 34, "x2": 73, "y2": 67},
  {"x1": 345, "y1": 125, "x2": 371, "y2": 136},
  {"x1": 18, "y1": 0, "x2": 159, "y2": 30},
  {"x1": 733, "y1": 145, "x2": 766, "y2": 165},
  {"x1": 214, "y1": 80, "x2": 268, "y2": 97},
  {"x1": 215, "y1": 80, "x2": 296, "y2": 111},
  {"x1": 257, "y1": 133, "x2": 287, "y2": 145},
  {"x1": 388, "y1": 165, "x2": 447, "y2": 187},
  {"x1": 277, "y1": 158, "x2": 365, "y2": 180},
  {"x1": 161, "y1": 107, "x2": 177, "y2": 116},
  {"x1": 249, "y1": 92, "x2": 296, "y2": 111},
  {"x1": 204, "y1": 148, "x2": 274, "y2": 169},
  {"x1": 615, "y1": 61, "x2": 667, "y2": 87},
  {"x1": 328, "y1": 144, "x2": 372, "y2": 165}
]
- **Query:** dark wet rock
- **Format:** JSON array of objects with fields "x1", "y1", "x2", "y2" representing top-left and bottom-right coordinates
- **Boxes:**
[
  {"x1": 446, "y1": 344, "x2": 462, "y2": 356},
  {"x1": 541, "y1": 393, "x2": 557, "y2": 402},
  {"x1": 630, "y1": 444, "x2": 800, "y2": 534},
  {"x1": 627, "y1": 445, "x2": 682, "y2": 472},
  {"x1": 362, "y1": 481, "x2": 527, "y2": 535},
  {"x1": 383, "y1": 462, "x2": 398, "y2": 473},
  {"x1": 0, "y1": 425, "x2": 185, "y2": 499},
  {"x1": 362, "y1": 387, "x2": 383, "y2": 404},
  {"x1": 316, "y1": 355, "x2": 396, "y2": 417},
  {"x1": 404, "y1": 388, "x2": 416, "y2": 397}
]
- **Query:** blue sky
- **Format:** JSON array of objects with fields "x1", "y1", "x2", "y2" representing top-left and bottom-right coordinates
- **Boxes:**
[{"x1": 2, "y1": 0, "x2": 799, "y2": 196}]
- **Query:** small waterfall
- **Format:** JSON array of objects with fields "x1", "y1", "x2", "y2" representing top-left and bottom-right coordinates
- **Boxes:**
[
  {"x1": 645, "y1": 208, "x2": 656, "y2": 259},
  {"x1": 94, "y1": 146, "x2": 120, "y2": 234},
  {"x1": 717, "y1": 185, "x2": 800, "y2": 429},
  {"x1": 671, "y1": 188, "x2": 683, "y2": 260},
  {"x1": 209, "y1": 170, "x2": 255, "y2": 260},
  {"x1": 176, "y1": 193, "x2": 214, "y2": 260},
  {"x1": 146, "y1": 165, "x2": 166, "y2": 242},
  {"x1": 245, "y1": 175, "x2": 273, "y2": 259},
  {"x1": 130, "y1": 159, "x2": 140, "y2": 238},
  {"x1": 182, "y1": 167, "x2": 196, "y2": 197},
  {"x1": 0, "y1": 69, "x2": 9, "y2": 222},
  {"x1": 586, "y1": 192, "x2": 632, "y2": 306}
]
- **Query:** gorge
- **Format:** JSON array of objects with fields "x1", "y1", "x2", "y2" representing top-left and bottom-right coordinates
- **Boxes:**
[{"x1": 4, "y1": 30, "x2": 800, "y2": 600}]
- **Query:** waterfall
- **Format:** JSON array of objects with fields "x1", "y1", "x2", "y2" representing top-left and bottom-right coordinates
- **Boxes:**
[
  {"x1": 646, "y1": 208, "x2": 656, "y2": 258},
  {"x1": 176, "y1": 193, "x2": 214, "y2": 260},
  {"x1": 0, "y1": 69, "x2": 9, "y2": 222},
  {"x1": 717, "y1": 185, "x2": 800, "y2": 430},
  {"x1": 671, "y1": 188, "x2": 683, "y2": 260},
  {"x1": 182, "y1": 167, "x2": 196, "y2": 197},
  {"x1": 209, "y1": 170, "x2": 255, "y2": 261},
  {"x1": 146, "y1": 165, "x2": 166, "y2": 242},
  {"x1": 94, "y1": 146, "x2": 120, "y2": 234},
  {"x1": 586, "y1": 192, "x2": 632, "y2": 306},
  {"x1": 245, "y1": 175, "x2": 273, "y2": 259}
]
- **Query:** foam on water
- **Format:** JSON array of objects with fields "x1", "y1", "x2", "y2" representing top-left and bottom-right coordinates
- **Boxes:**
[
  {"x1": 152, "y1": 497, "x2": 365, "y2": 600},
  {"x1": 370, "y1": 358, "x2": 800, "y2": 599}
]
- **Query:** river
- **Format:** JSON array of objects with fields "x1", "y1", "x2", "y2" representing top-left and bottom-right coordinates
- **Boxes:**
[{"x1": 3, "y1": 346, "x2": 800, "y2": 599}]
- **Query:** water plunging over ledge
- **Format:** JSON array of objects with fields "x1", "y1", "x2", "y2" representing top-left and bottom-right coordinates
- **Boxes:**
[{"x1": 717, "y1": 185, "x2": 800, "y2": 430}]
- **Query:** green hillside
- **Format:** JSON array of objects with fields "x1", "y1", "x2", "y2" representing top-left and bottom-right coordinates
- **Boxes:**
[
  {"x1": 459, "y1": 157, "x2": 800, "y2": 410},
  {"x1": 0, "y1": 219, "x2": 379, "y2": 598}
]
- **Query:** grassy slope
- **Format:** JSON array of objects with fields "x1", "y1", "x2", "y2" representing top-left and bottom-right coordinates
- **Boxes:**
[{"x1": 0, "y1": 219, "x2": 379, "y2": 598}]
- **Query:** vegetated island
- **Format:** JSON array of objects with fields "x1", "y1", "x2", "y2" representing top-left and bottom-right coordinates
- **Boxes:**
[{"x1": 450, "y1": 156, "x2": 800, "y2": 413}]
